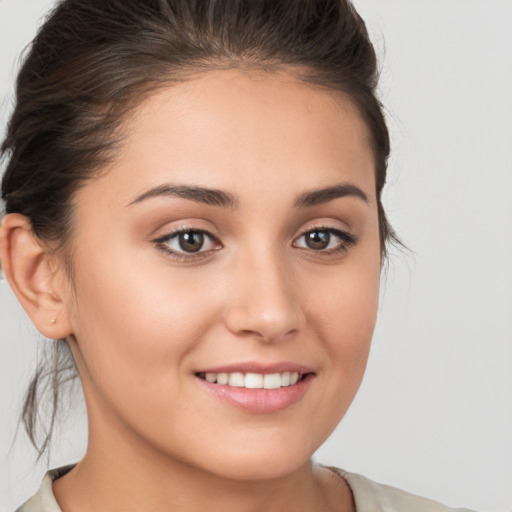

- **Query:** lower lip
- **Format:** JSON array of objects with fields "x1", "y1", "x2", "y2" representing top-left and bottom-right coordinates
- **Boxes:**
[{"x1": 196, "y1": 374, "x2": 314, "y2": 413}]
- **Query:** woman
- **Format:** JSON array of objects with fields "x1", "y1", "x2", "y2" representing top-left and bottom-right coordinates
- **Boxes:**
[{"x1": 0, "y1": 1, "x2": 481, "y2": 511}]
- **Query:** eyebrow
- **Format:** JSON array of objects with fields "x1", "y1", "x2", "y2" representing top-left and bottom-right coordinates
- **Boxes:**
[
  {"x1": 128, "y1": 182, "x2": 368, "y2": 209},
  {"x1": 128, "y1": 184, "x2": 239, "y2": 209},
  {"x1": 294, "y1": 183, "x2": 368, "y2": 207}
]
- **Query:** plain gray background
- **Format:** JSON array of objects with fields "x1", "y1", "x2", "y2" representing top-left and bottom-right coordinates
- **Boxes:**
[{"x1": 1, "y1": 1, "x2": 511, "y2": 511}]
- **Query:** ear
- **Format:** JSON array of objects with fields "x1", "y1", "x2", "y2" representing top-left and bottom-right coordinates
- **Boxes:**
[{"x1": 0, "y1": 213, "x2": 73, "y2": 339}]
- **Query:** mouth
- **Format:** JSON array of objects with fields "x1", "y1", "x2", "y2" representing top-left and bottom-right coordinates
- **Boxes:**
[
  {"x1": 195, "y1": 370, "x2": 311, "y2": 390},
  {"x1": 194, "y1": 363, "x2": 316, "y2": 412}
]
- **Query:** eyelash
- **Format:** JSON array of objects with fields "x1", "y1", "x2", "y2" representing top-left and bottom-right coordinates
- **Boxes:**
[
  {"x1": 153, "y1": 226, "x2": 358, "y2": 261},
  {"x1": 293, "y1": 226, "x2": 358, "y2": 256},
  {"x1": 154, "y1": 228, "x2": 221, "y2": 261}
]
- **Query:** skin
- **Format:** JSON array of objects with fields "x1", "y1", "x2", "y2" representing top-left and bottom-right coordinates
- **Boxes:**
[{"x1": 1, "y1": 70, "x2": 381, "y2": 512}]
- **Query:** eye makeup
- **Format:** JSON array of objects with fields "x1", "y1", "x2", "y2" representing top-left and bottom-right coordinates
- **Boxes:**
[{"x1": 152, "y1": 223, "x2": 358, "y2": 263}]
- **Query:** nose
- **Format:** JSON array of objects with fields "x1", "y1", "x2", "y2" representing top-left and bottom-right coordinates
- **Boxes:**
[{"x1": 223, "y1": 248, "x2": 305, "y2": 343}]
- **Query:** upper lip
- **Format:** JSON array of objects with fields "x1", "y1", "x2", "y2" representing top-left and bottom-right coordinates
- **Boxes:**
[{"x1": 195, "y1": 362, "x2": 315, "y2": 375}]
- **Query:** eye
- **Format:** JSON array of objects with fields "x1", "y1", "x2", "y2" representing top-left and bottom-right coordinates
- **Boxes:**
[
  {"x1": 293, "y1": 227, "x2": 356, "y2": 252},
  {"x1": 154, "y1": 229, "x2": 220, "y2": 257}
]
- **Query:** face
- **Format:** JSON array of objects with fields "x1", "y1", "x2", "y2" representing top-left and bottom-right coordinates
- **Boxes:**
[{"x1": 60, "y1": 70, "x2": 381, "y2": 480}]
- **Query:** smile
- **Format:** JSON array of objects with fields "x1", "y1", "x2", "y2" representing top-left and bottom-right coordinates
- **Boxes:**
[
  {"x1": 195, "y1": 368, "x2": 314, "y2": 413},
  {"x1": 196, "y1": 371, "x2": 302, "y2": 389}
]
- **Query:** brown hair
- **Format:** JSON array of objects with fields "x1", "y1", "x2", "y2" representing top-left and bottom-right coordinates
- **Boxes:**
[{"x1": 1, "y1": 0, "x2": 398, "y2": 457}]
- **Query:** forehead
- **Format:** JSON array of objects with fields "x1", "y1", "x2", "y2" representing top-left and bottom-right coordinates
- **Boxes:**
[{"x1": 79, "y1": 69, "x2": 376, "y2": 208}]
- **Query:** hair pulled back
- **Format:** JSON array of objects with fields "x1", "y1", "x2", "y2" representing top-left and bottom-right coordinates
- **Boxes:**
[{"x1": 1, "y1": 0, "x2": 395, "y2": 457}]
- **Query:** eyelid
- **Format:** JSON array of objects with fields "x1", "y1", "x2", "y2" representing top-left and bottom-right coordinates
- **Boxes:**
[
  {"x1": 292, "y1": 226, "x2": 358, "y2": 251},
  {"x1": 154, "y1": 227, "x2": 217, "y2": 244},
  {"x1": 153, "y1": 227, "x2": 222, "y2": 259},
  {"x1": 151, "y1": 223, "x2": 357, "y2": 262}
]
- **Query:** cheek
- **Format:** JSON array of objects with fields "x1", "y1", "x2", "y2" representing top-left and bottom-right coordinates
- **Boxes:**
[
  {"x1": 290, "y1": 261, "x2": 380, "y2": 451},
  {"x1": 307, "y1": 250, "x2": 380, "y2": 346},
  {"x1": 304, "y1": 252, "x2": 380, "y2": 393},
  {"x1": 67, "y1": 248, "x2": 222, "y2": 405},
  {"x1": 66, "y1": 266, "x2": 229, "y2": 461}
]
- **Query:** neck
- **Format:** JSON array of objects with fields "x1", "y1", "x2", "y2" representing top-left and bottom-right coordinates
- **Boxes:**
[
  {"x1": 54, "y1": 447, "x2": 331, "y2": 512},
  {"x1": 52, "y1": 422, "x2": 351, "y2": 512}
]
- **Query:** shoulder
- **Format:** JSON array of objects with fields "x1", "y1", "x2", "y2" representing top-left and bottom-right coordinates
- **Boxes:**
[
  {"x1": 328, "y1": 467, "x2": 478, "y2": 512},
  {"x1": 15, "y1": 466, "x2": 74, "y2": 512}
]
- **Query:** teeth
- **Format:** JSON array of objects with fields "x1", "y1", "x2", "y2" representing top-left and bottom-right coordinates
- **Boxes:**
[
  {"x1": 200, "y1": 371, "x2": 302, "y2": 389},
  {"x1": 228, "y1": 372, "x2": 244, "y2": 387},
  {"x1": 217, "y1": 373, "x2": 229, "y2": 385},
  {"x1": 245, "y1": 373, "x2": 264, "y2": 389},
  {"x1": 263, "y1": 373, "x2": 281, "y2": 389}
]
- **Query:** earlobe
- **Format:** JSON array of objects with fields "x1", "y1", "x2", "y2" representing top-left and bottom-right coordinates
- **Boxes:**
[{"x1": 0, "y1": 213, "x2": 73, "y2": 339}]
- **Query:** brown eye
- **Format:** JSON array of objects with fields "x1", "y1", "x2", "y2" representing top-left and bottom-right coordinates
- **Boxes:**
[
  {"x1": 155, "y1": 229, "x2": 219, "y2": 257},
  {"x1": 293, "y1": 227, "x2": 357, "y2": 253},
  {"x1": 304, "y1": 230, "x2": 330, "y2": 250},
  {"x1": 178, "y1": 231, "x2": 204, "y2": 253}
]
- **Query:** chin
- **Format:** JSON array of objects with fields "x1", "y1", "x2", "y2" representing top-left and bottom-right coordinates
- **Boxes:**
[
  {"x1": 202, "y1": 452, "x2": 311, "y2": 482},
  {"x1": 184, "y1": 432, "x2": 319, "y2": 482}
]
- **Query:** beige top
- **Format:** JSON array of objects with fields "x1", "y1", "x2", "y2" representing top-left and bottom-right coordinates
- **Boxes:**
[{"x1": 16, "y1": 465, "x2": 477, "y2": 512}]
